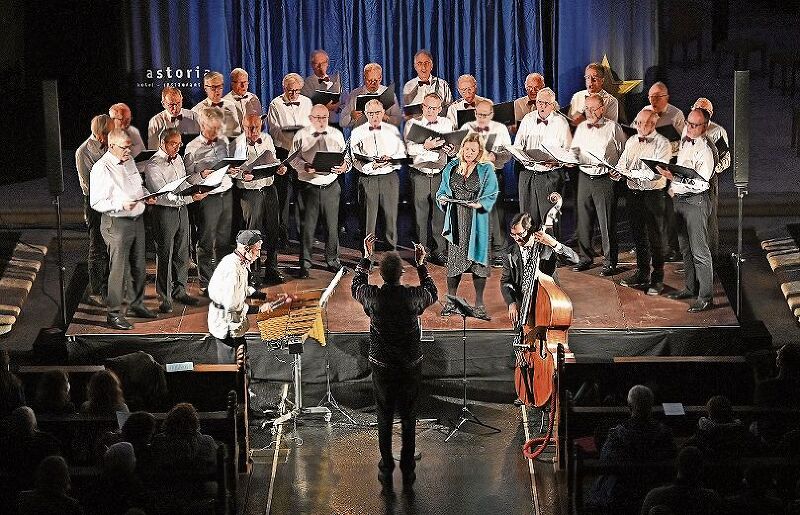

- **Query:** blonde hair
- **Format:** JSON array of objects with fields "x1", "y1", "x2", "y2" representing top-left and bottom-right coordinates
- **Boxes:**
[
  {"x1": 364, "y1": 62, "x2": 382, "y2": 75},
  {"x1": 456, "y1": 132, "x2": 489, "y2": 175},
  {"x1": 199, "y1": 106, "x2": 223, "y2": 128},
  {"x1": 282, "y1": 73, "x2": 304, "y2": 89}
]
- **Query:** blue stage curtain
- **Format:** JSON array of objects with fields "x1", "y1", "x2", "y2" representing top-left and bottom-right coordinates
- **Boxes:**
[{"x1": 129, "y1": 0, "x2": 544, "y2": 107}]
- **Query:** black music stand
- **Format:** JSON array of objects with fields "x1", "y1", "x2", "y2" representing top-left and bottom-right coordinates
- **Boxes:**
[{"x1": 444, "y1": 295, "x2": 501, "y2": 442}]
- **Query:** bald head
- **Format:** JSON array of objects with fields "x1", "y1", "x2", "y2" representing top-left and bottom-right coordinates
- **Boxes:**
[
  {"x1": 109, "y1": 103, "x2": 132, "y2": 129},
  {"x1": 648, "y1": 82, "x2": 670, "y2": 112},
  {"x1": 309, "y1": 104, "x2": 330, "y2": 131},
  {"x1": 525, "y1": 73, "x2": 545, "y2": 100},
  {"x1": 634, "y1": 108, "x2": 658, "y2": 137}
]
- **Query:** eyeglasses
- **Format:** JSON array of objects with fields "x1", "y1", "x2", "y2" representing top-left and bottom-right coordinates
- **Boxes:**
[
  {"x1": 285, "y1": 88, "x2": 302, "y2": 94},
  {"x1": 584, "y1": 75, "x2": 603, "y2": 82},
  {"x1": 164, "y1": 140, "x2": 183, "y2": 148},
  {"x1": 686, "y1": 121, "x2": 707, "y2": 129},
  {"x1": 163, "y1": 102, "x2": 181, "y2": 108},
  {"x1": 422, "y1": 104, "x2": 441, "y2": 110},
  {"x1": 365, "y1": 111, "x2": 383, "y2": 116},
  {"x1": 585, "y1": 106, "x2": 603, "y2": 113},
  {"x1": 648, "y1": 94, "x2": 668, "y2": 100},
  {"x1": 475, "y1": 112, "x2": 492, "y2": 118},
  {"x1": 204, "y1": 84, "x2": 224, "y2": 91},
  {"x1": 310, "y1": 115, "x2": 328, "y2": 120},
  {"x1": 111, "y1": 144, "x2": 133, "y2": 151},
  {"x1": 510, "y1": 228, "x2": 529, "y2": 239},
  {"x1": 536, "y1": 100, "x2": 552, "y2": 106}
]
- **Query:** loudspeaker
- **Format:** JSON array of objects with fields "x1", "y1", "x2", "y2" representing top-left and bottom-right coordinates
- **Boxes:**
[
  {"x1": 733, "y1": 70, "x2": 749, "y2": 187},
  {"x1": 42, "y1": 80, "x2": 64, "y2": 196}
]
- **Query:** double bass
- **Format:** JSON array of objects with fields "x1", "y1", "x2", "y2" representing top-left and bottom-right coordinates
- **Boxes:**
[{"x1": 512, "y1": 192, "x2": 573, "y2": 408}]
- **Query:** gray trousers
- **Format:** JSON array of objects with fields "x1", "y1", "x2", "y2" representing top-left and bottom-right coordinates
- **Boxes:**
[
  {"x1": 100, "y1": 214, "x2": 146, "y2": 314},
  {"x1": 518, "y1": 167, "x2": 565, "y2": 235},
  {"x1": 674, "y1": 192, "x2": 714, "y2": 302},
  {"x1": 410, "y1": 171, "x2": 446, "y2": 254},
  {"x1": 627, "y1": 188, "x2": 666, "y2": 282},
  {"x1": 239, "y1": 186, "x2": 279, "y2": 270},
  {"x1": 707, "y1": 174, "x2": 720, "y2": 256},
  {"x1": 196, "y1": 189, "x2": 233, "y2": 287},
  {"x1": 576, "y1": 173, "x2": 618, "y2": 267},
  {"x1": 299, "y1": 180, "x2": 341, "y2": 269},
  {"x1": 150, "y1": 205, "x2": 190, "y2": 301},
  {"x1": 84, "y1": 196, "x2": 109, "y2": 297},
  {"x1": 358, "y1": 173, "x2": 399, "y2": 249}
]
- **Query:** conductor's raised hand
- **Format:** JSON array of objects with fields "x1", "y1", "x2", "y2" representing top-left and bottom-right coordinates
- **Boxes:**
[
  {"x1": 363, "y1": 233, "x2": 376, "y2": 258},
  {"x1": 413, "y1": 241, "x2": 427, "y2": 266},
  {"x1": 533, "y1": 230, "x2": 557, "y2": 248}
]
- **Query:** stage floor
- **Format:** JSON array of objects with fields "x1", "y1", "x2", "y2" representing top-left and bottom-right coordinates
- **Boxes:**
[{"x1": 67, "y1": 246, "x2": 738, "y2": 337}]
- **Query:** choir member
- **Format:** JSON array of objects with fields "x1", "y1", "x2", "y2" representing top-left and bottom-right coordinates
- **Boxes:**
[
  {"x1": 568, "y1": 63, "x2": 620, "y2": 125},
  {"x1": 223, "y1": 68, "x2": 263, "y2": 132},
  {"x1": 108, "y1": 103, "x2": 145, "y2": 157},
  {"x1": 512, "y1": 73, "x2": 546, "y2": 125},
  {"x1": 446, "y1": 74, "x2": 489, "y2": 128},
  {"x1": 402, "y1": 49, "x2": 453, "y2": 111},
  {"x1": 192, "y1": 71, "x2": 240, "y2": 138},
  {"x1": 340, "y1": 62, "x2": 401, "y2": 128},
  {"x1": 300, "y1": 49, "x2": 343, "y2": 126},
  {"x1": 147, "y1": 86, "x2": 200, "y2": 150}
]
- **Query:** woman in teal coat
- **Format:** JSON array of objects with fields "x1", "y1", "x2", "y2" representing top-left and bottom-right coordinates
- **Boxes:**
[{"x1": 436, "y1": 132, "x2": 499, "y2": 320}]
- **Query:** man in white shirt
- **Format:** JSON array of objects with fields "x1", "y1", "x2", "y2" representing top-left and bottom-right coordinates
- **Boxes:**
[
  {"x1": 658, "y1": 108, "x2": 717, "y2": 312},
  {"x1": 512, "y1": 73, "x2": 546, "y2": 128},
  {"x1": 617, "y1": 108, "x2": 672, "y2": 296},
  {"x1": 76, "y1": 114, "x2": 113, "y2": 306},
  {"x1": 462, "y1": 99, "x2": 512, "y2": 265},
  {"x1": 350, "y1": 99, "x2": 406, "y2": 251},
  {"x1": 446, "y1": 74, "x2": 489, "y2": 128},
  {"x1": 570, "y1": 94, "x2": 626, "y2": 276},
  {"x1": 404, "y1": 92, "x2": 457, "y2": 265},
  {"x1": 514, "y1": 87, "x2": 573, "y2": 234},
  {"x1": 144, "y1": 128, "x2": 205, "y2": 313},
  {"x1": 233, "y1": 114, "x2": 286, "y2": 286},
  {"x1": 290, "y1": 105, "x2": 350, "y2": 277},
  {"x1": 402, "y1": 49, "x2": 453, "y2": 112},
  {"x1": 147, "y1": 86, "x2": 200, "y2": 150},
  {"x1": 109, "y1": 103, "x2": 145, "y2": 157},
  {"x1": 90, "y1": 129, "x2": 158, "y2": 329},
  {"x1": 300, "y1": 50, "x2": 343, "y2": 127},
  {"x1": 192, "y1": 71, "x2": 240, "y2": 138},
  {"x1": 184, "y1": 107, "x2": 238, "y2": 291},
  {"x1": 223, "y1": 68, "x2": 262, "y2": 133},
  {"x1": 340, "y1": 62, "x2": 401, "y2": 128},
  {"x1": 568, "y1": 63, "x2": 620, "y2": 125},
  {"x1": 267, "y1": 72, "x2": 313, "y2": 246}
]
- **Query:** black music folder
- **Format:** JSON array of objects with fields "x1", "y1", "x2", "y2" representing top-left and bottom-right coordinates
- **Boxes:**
[
  {"x1": 249, "y1": 163, "x2": 281, "y2": 180},
  {"x1": 403, "y1": 102, "x2": 424, "y2": 117},
  {"x1": 310, "y1": 89, "x2": 341, "y2": 105},
  {"x1": 180, "y1": 133, "x2": 199, "y2": 149},
  {"x1": 281, "y1": 125, "x2": 304, "y2": 133},
  {"x1": 311, "y1": 151, "x2": 346, "y2": 173},
  {"x1": 406, "y1": 123, "x2": 469, "y2": 148},
  {"x1": 175, "y1": 183, "x2": 218, "y2": 196},
  {"x1": 714, "y1": 136, "x2": 729, "y2": 154},
  {"x1": 620, "y1": 124, "x2": 638, "y2": 138},
  {"x1": 656, "y1": 124, "x2": 682, "y2": 142},
  {"x1": 355, "y1": 84, "x2": 396, "y2": 111},
  {"x1": 641, "y1": 159, "x2": 706, "y2": 182},
  {"x1": 133, "y1": 149, "x2": 157, "y2": 163},
  {"x1": 240, "y1": 149, "x2": 278, "y2": 173},
  {"x1": 210, "y1": 157, "x2": 246, "y2": 171},
  {"x1": 492, "y1": 101, "x2": 516, "y2": 126},
  {"x1": 456, "y1": 108, "x2": 476, "y2": 129}
]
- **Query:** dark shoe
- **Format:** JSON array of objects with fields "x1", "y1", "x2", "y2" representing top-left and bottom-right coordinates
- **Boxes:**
[
  {"x1": 129, "y1": 305, "x2": 158, "y2": 319},
  {"x1": 675, "y1": 267, "x2": 685, "y2": 274},
  {"x1": 491, "y1": 256, "x2": 504, "y2": 268},
  {"x1": 666, "y1": 289, "x2": 695, "y2": 300},
  {"x1": 473, "y1": 305, "x2": 492, "y2": 321},
  {"x1": 440, "y1": 300, "x2": 455, "y2": 317},
  {"x1": 174, "y1": 294, "x2": 200, "y2": 306},
  {"x1": 158, "y1": 301, "x2": 173, "y2": 314},
  {"x1": 248, "y1": 290, "x2": 267, "y2": 300},
  {"x1": 620, "y1": 271, "x2": 649, "y2": 287},
  {"x1": 263, "y1": 267, "x2": 285, "y2": 285},
  {"x1": 688, "y1": 299, "x2": 714, "y2": 313},
  {"x1": 83, "y1": 293, "x2": 106, "y2": 307},
  {"x1": 513, "y1": 397, "x2": 525, "y2": 407},
  {"x1": 297, "y1": 268, "x2": 310, "y2": 279},
  {"x1": 664, "y1": 250, "x2": 682, "y2": 262},
  {"x1": 573, "y1": 260, "x2": 592, "y2": 272},
  {"x1": 326, "y1": 262, "x2": 343, "y2": 273},
  {"x1": 599, "y1": 266, "x2": 619, "y2": 277},
  {"x1": 429, "y1": 252, "x2": 447, "y2": 266},
  {"x1": 107, "y1": 314, "x2": 133, "y2": 330},
  {"x1": 646, "y1": 282, "x2": 664, "y2": 296},
  {"x1": 402, "y1": 471, "x2": 416, "y2": 489}
]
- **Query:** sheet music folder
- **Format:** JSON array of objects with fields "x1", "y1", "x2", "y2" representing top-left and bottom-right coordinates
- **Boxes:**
[
  {"x1": 406, "y1": 123, "x2": 469, "y2": 148},
  {"x1": 310, "y1": 89, "x2": 341, "y2": 105},
  {"x1": 355, "y1": 84, "x2": 396, "y2": 111},
  {"x1": 134, "y1": 150, "x2": 157, "y2": 163},
  {"x1": 641, "y1": 159, "x2": 706, "y2": 182},
  {"x1": 311, "y1": 151, "x2": 346, "y2": 173}
]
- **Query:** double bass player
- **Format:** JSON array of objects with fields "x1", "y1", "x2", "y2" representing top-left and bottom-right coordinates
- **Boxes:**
[{"x1": 500, "y1": 208, "x2": 578, "y2": 406}]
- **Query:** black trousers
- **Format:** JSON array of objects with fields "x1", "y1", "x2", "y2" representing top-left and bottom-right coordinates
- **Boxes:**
[
  {"x1": 627, "y1": 188, "x2": 666, "y2": 282},
  {"x1": 84, "y1": 196, "x2": 109, "y2": 297},
  {"x1": 238, "y1": 186, "x2": 280, "y2": 271},
  {"x1": 489, "y1": 169, "x2": 508, "y2": 255},
  {"x1": 299, "y1": 180, "x2": 341, "y2": 269},
  {"x1": 518, "y1": 167, "x2": 565, "y2": 235},
  {"x1": 410, "y1": 171, "x2": 447, "y2": 255},
  {"x1": 358, "y1": 173, "x2": 399, "y2": 249},
  {"x1": 150, "y1": 205, "x2": 190, "y2": 301},
  {"x1": 100, "y1": 214, "x2": 146, "y2": 315},
  {"x1": 576, "y1": 173, "x2": 617, "y2": 267},
  {"x1": 196, "y1": 189, "x2": 233, "y2": 287},
  {"x1": 674, "y1": 192, "x2": 713, "y2": 302},
  {"x1": 662, "y1": 188, "x2": 681, "y2": 255},
  {"x1": 274, "y1": 148, "x2": 297, "y2": 242},
  {"x1": 371, "y1": 362, "x2": 422, "y2": 475}
]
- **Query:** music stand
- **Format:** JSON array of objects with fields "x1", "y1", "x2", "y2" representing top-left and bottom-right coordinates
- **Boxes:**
[
  {"x1": 444, "y1": 295, "x2": 501, "y2": 442},
  {"x1": 256, "y1": 290, "x2": 331, "y2": 426}
]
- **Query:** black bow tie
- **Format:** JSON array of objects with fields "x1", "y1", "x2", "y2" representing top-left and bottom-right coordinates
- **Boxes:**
[
  {"x1": 171, "y1": 114, "x2": 183, "y2": 123},
  {"x1": 234, "y1": 95, "x2": 249, "y2": 101},
  {"x1": 167, "y1": 155, "x2": 177, "y2": 163},
  {"x1": 683, "y1": 136, "x2": 695, "y2": 145},
  {"x1": 318, "y1": 77, "x2": 330, "y2": 83},
  {"x1": 537, "y1": 118, "x2": 548, "y2": 125},
  {"x1": 588, "y1": 123, "x2": 602, "y2": 129},
  {"x1": 210, "y1": 102, "x2": 224, "y2": 108},
  {"x1": 247, "y1": 138, "x2": 262, "y2": 146},
  {"x1": 475, "y1": 126, "x2": 489, "y2": 133},
  {"x1": 638, "y1": 136, "x2": 652, "y2": 143},
  {"x1": 369, "y1": 126, "x2": 381, "y2": 131},
  {"x1": 206, "y1": 138, "x2": 218, "y2": 145},
  {"x1": 426, "y1": 121, "x2": 438, "y2": 126},
  {"x1": 118, "y1": 160, "x2": 125, "y2": 166},
  {"x1": 527, "y1": 100, "x2": 536, "y2": 107},
  {"x1": 313, "y1": 131, "x2": 327, "y2": 137},
  {"x1": 418, "y1": 80, "x2": 430, "y2": 86},
  {"x1": 464, "y1": 102, "x2": 475, "y2": 108},
  {"x1": 284, "y1": 102, "x2": 300, "y2": 107}
]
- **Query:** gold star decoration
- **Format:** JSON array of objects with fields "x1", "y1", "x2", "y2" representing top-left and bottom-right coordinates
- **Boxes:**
[{"x1": 601, "y1": 54, "x2": 642, "y2": 96}]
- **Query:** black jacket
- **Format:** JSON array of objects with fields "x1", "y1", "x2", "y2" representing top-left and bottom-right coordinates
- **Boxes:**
[{"x1": 500, "y1": 242, "x2": 579, "y2": 306}]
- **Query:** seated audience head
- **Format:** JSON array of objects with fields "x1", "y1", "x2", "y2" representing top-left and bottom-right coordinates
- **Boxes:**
[
  {"x1": 35, "y1": 370, "x2": 71, "y2": 413},
  {"x1": 414, "y1": 49, "x2": 434, "y2": 80},
  {"x1": 648, "y1": 82, "x2": 670, "y2": 113},
  {"x1": 10, "y1": 406, "x2": 37, "y2": 437},
  {"x1": 364, "y1": 99, "x2": 385, "y2": 128},
  {"x1": 705, "y1": 395, "x2": 733, "y2": 423},
  {"x1": 229, "y1": 68, "x2": 250, "y2": 97},
  {"x1": 108, "y1": 103, "x2": 133, "y2": 130},
  {"x1": 525, "y1": 73, "x2": 545, "y2": 100},
  {"x1": 282, "y1": 72, "x2": 304, "y2": 101},
  {"x1": 35, "y1": 455, "x2": 71, "y2": 495},
  {"x1": 675, "y1": 445, "x2": 703, "y2": 484},
  {"x1": 584, "y1": 93, "x2": 605, "y2": 123},
  {"x1": 474, "y1": 99, "x2": 494, "y2": 127},
  {"x1": 199, "y1": 107, "x2": 224, "y2": 141},
  {"x1": 108, "y1": 129, "x2": 134, "y2": 163},
  {"x1": 91, "y1": 114, "x2": 113, "y2": 146},
  {"x1": 310, "y1": 49, "x2": 330, "y2": 78},
  {"x1": 309, "y1": 104, "x2": 330, "y2": 131},
  {"x1": 421, "y1": 92, "x2": 443, "y2": 122},
  {"x1": 164, "y1": 402, "x2": 200, "y2": 436},
  {"x1": 161, "y1": 86, "x2": 184, "y2": 116},
  {"x1": 121, "y1": 411, "x2": 157, "y2": 448},
  {"x1": 379, "y1": 253, "x2": 404, "y2": 285},
  {"x1": 104, "y1": 441, "x2": 136, "y2": 476},
  {"x1": 627, "y1": 384, "x2": 654, "y2": 420},
  {"x1": 584, "y1": 63, "x2": 606, "y2": 94},
  {"x1": 535, "y1": 87, "x2": 556, "y2": 119},
  {"x1": 777, "y1": 342, "x2": 800, "y2": 379},
  {"x1": 363, "y1": 62, "x2": 383, "y2": 93},
  {"x1": 203, "y1": 71, "x2": 225, "y2": 103},
  {"x1": 85, "y1": 369, "x2": 125, "y2": 414},
  {"x1": 457, "y1": 74, "x2": 478, "y2": 102},
  {"x1": 634, "y1": 107, "x2": 659, "y2": 137}
]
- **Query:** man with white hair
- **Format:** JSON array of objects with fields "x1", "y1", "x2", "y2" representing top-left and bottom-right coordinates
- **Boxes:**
[
  {"x1": 300, "y1": 49, "x2": 344, "y2": 127},
  {"x1": 147, "y1": 86, "x2": 200, "y2": 149},
  {"x1": 568, "y1": 62, "x2": 619, "y2": 125},
  {"x1": 184, "y1": 107, "x2": 238, "y2": 292},
  {"x1": 341, "y1": 63, "x2": 401, "y2": 128},
  {"x1": 192, "y1": 71, "x2": 240, "y2": 138},
  {"x1": 402, "y1": 49, "x2": 453, "y2": 109},
  {"x1": 90, "y1": 129, "x2": 158, "y2": 329},
  {"x1": 76, "y1": 114, "x2": 113, "y2": 306},
  {"x1": 446, "y1": 74, "x2": 489, "y2": 127},
  {"x1": 223, "y1": 67, "x2": 262, "y2": 132},
  {"x1": 513, "y1": 73, "x2": 546, "y2": 124},
  {"x1": 108, "y1": 103, "x2": 145, "y2": 157}
]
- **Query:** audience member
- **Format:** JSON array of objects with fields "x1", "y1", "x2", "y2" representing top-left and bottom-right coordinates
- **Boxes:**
[
  {"x1": 148, "y1": 402, "x2": 218, "y2": 474},
  {"x1": 96, "y1": 410, "x2": 157, "y2": 466},
  {"x1": 589, "y1": 385, "x2": 676, "y2": 514},
  {"x1": 34, "y1": 369, "x2": 76, "y2": 415},
  {"x1": 0, "y1": 348, "x2": 25, "y2": 420},
  {"x1": 755, "y1": 343, "x2": 800, "y2": 408},
  {"x1": 81, "y1": 369, "x2": 129, "y2": 416},
  {"x1": 724, "y1": 466, "x2": 783, "y2": 515},
  {"x1": 0, "y1": 406, "x2": 62, "y2": 491},
  {"x1": 88, "y1": 442, "x2": 149, "y2": 515},
  {"x1": 17, "y1": 455, "x2": 83, "y2": 515},
  {"x1": 640, "y1": 446, "x2": 722, "y2": 515}
]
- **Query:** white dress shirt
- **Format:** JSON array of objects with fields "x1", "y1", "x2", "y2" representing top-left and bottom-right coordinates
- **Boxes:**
[
  {"x1": 445, "y1": 95, "x2": 488, "y2": 128},
  {"x1": 300, "y1": 73, "x2": 343, "y2": 124},
  {"x1": 670, "y1": 136, "x2": 715, "y2": 195},
  {"x1": 568, "y1": 89, "x2": 619, "y2": 122},
  {"x1": 402, "y1": 76, "x2": 453, "y2": 107},
  {"x1": 571, "y1": 118, "x2": 625, "y2": 176},
  {"x1": 126, "y1": 126, "x2": 146, "y2": 157},
  {"x1": 267, "y1": 94, "x2": 313, "y2": 151},
  {"x1": 89, "y1": 152, "x2": 147, "y2": 217},
  {"x1": 76, "y1": 135, "x2": 106, "y2": 196},
  {"x1": 461, "y1": 120, "x2": 513, "y2": 169},
  {"x1": 340, "y1": 85, "x2": 402, "y2": 128},
  {"x1": 514, "y1": 111, "x2": 573, "y2": 172},
  {"x1": 183, "y1": 135, "x2": 234, "y2": 194},
  {"x1": 681, "y1": 122, "x2": 730, "y2": 174},
  {"x1": 192, "y1": 98, "x2": 241, "y2": 138},
  {"x1": 404, "y1": 116, "x2": 454, "y2": 175},
  {"x1": 143, "y1": 149, "x2": 193, "y2": 207},
  {"x1": 291, "y1": 125, "x2": 347, "y2": 186},
  {"x1": 207, "y1": 253, "x2": 252, "y2": 339},
  {"x1": 232, "y1": 132, "x2": 277, "y2": 189},
  {"x1": 350, "y1": 122, "x2": 406, "y2": 175},
  {"x1": 223, "y1": 90, "x2": 263, "y2": 130},
  {"x1": 147, "y1": 109, "x2": 200, "y2": 149},
  {"x1": 618, "y1": 132, "x2": 671, "y2": 190}
]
